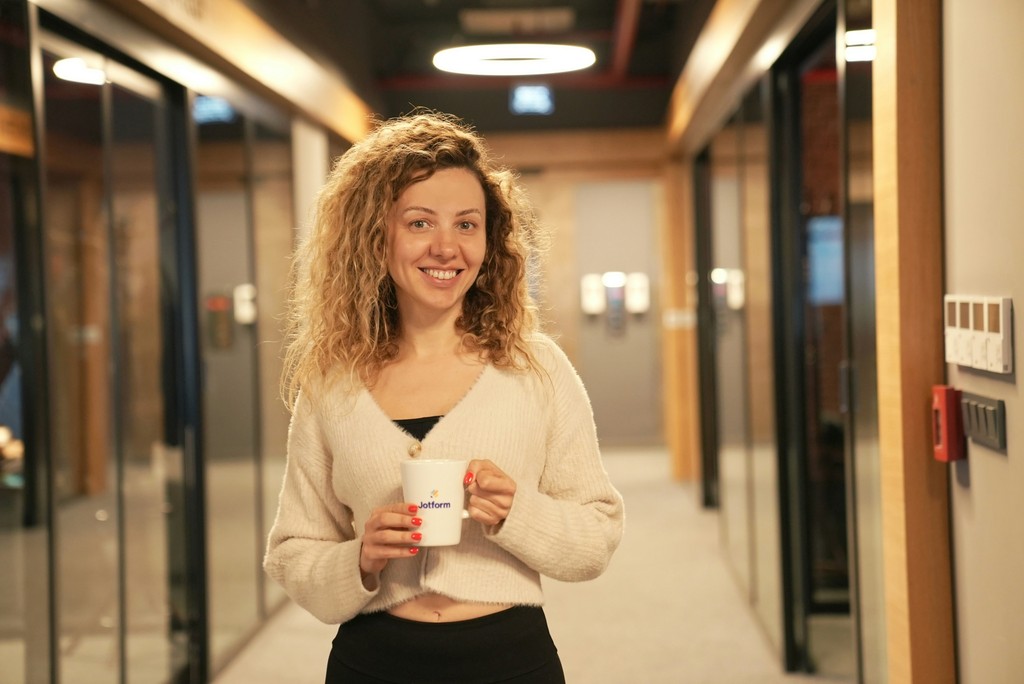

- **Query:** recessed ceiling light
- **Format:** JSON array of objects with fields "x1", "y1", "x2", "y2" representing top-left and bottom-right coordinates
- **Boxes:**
[
  {"x1": 53, "y1": 57, "x2": 106, "y2": 85},
  {"x1": 432, "y1": 43, "x2": 596, "y2": 77}
]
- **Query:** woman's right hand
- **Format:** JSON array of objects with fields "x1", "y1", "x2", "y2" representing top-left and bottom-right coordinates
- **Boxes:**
[{"x1": 359, "y1": 503, "x2": 423, "y2": 584}]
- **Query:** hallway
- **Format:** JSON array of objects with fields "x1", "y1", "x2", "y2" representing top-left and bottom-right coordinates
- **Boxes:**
[{"x1": 215, "y1": 449, "x2": 829, "y2": 683}]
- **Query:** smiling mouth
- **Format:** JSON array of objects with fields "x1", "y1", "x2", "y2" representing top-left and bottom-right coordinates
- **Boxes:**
[{"x1": 422, "y1": 268, "x2": 461, "y2": 281}]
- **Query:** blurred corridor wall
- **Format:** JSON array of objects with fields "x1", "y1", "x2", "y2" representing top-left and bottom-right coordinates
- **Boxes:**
[
  {"x1": 574, "y1": 181, "x2": 663, "y2": 446},
  {"x1": 488, "y1": 129, "x2": 667, "y2": 448}
]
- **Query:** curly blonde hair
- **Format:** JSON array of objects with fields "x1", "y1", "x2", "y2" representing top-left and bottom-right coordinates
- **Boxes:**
[{"x1": 282, "y1": 111, "x2": 544, "y2": 409}]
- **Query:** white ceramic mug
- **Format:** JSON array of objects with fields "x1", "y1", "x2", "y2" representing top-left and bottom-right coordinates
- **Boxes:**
[{"x1": 400, "y1": 459, "x2": 470, "y2": 546}]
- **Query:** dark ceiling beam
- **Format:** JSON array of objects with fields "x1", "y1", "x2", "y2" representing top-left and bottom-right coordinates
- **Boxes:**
[{"x1": 610, "y1": 0, "x2": 642, "y2": 78}]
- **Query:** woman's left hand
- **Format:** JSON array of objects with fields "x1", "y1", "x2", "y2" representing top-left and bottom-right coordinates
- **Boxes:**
[{"x1": 465, "y1": 459, "x2": 517, "y2": 526}]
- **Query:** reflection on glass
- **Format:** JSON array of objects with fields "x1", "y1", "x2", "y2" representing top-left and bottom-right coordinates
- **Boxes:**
[
  {"x1": 251, "y1": 121, "x2": 294, "y2": 612},
  {"x1": 739, "y1": 81, "x2": 783, "y2": 653},
  {"x1": 708, "y1": 112, "x2": 754, "y2": 595},
  {"x1": 798, "y1": 30, "x2": 855, "y2": 679},
  {"x1": 0, "y1": 4, "x2": 50, "y2": 681},
  {"x1": 42, "y1": 47, "x2": 121, "y2": 684},
  {"x1": 194, "y1": 105, "x2": 262, "y2": 670},
  {"x1": 193, "y1": 103, "x2": 296, "y2": 667},
  {"x1": 845, "y1": 5, "x2": 883, "y2": 681},
  {"x1": 43, "y1": 42, "x2": 181, "y2": 682},
  {"x1": 110, "y1": 80, "x2": 179, "y2": 682}
]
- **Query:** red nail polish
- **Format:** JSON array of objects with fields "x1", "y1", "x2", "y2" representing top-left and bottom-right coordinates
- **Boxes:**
[
  {"x1": 409, "y1": 547, "x2": 419, "y2": 555},
  {"x1": 411, "y1": 532, "x2": 422, "y2": 541},
  {"x1": 408, "y1": 505, "x2": 418, "y2": 513},
  {"x1": 464, "y1": 472, "x2": 474, "y2": 486},
  {"x1": 411, "y1": 517, "x2": 422, "y2": 526}
]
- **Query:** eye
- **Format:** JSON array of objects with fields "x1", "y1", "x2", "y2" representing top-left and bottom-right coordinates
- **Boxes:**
[
  {"x1": 409, "y1": 219, "x2": 430, "y2": 231},
  {"x1": 457, "y1": 221, "x2": 477, "y2": 231}
]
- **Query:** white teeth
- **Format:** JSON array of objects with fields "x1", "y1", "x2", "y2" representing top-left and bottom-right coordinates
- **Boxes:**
[{"x1": 424, "y1": 269, "x2": 458, "y2": 280}]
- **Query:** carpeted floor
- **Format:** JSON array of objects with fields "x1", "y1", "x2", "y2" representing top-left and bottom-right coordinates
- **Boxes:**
[{"x1": 214, "y1": 448, "x2": 833, "y2": 683}]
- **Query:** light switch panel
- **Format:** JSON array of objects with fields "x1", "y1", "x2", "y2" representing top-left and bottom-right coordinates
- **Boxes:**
[
  {"x1": 943, "y1": 295, "x2": 1013, "y2": 374},
  {"x1": 960, "y1": 392, "x2": 1007, "y2": 451}
]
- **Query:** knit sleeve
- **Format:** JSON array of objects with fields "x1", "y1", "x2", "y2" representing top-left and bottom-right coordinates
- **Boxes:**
[
  {"x1": 488, "y1": 338, "x2": 624, "y2": 581},
  {"x1": 263, "y1": 390, "x2": 377, "y2": 624}
]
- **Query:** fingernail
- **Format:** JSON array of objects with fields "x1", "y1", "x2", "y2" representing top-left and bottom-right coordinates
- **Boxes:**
[
  {"x1": 463, "y1": 472, "x2": 474, "y2": 486},
  {"x1": 411, "y1": 517, "x2": 422, "y2": 526},
  {"x1": 411, "y1": 532, "x2": 422, "y2": 541},
  {"x1": 408, "y1": 505, "x2": 418, "y2": 513},
  {"x1": 409, "y1": 547, "x2": 419, "y2": 555}
]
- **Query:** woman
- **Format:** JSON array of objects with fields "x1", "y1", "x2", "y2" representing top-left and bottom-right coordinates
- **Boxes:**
[{"x1": 264, "y1": 111, "x2": 624, "y2": 683}]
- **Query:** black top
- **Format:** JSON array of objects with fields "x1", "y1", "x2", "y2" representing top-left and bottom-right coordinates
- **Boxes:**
[{"x1": 394, "y1": 415, "x2": 442, "y2": 442}]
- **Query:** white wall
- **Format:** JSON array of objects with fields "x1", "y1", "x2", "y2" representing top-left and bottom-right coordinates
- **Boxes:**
[
  {"x1": 943, "y1": 1, "x2": 1024, "y2": 681},
  {"x1": 290, "y1": 118, "x2": 329, "y2": 240}
]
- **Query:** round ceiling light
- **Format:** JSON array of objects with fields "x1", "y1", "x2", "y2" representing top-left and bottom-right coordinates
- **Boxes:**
[
  {"x1": 432, "y1": 43, "x2": 596, "y2": 76},
  {"x1": 53, "y1": 57, "x2": 106, "y2": 85}
]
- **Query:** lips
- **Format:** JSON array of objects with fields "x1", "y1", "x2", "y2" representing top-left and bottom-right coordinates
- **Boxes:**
[{"x1": 422, "y1": 268, "x2": 461, "y2": 281}]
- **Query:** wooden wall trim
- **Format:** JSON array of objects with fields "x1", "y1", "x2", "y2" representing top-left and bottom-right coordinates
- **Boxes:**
[
  {"x1": 35, "y1": 0, "x2": 374, "y2": 142},
  {"x1": 485, "y1": 127, "x2": 668, "y2": 172},
  {"x1": 666, "y1": 0, "x2": 820, "y2": 155},
  {"x1": 661, "y1": 161, "x2": 700, "y2": 481},
  {"x1": 872, "y1": 0, "x2": 955, "y2": 681}
]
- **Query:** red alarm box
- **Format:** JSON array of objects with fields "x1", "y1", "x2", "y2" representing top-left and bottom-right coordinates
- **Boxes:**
[{"x1": 932, "y1": 385, "x2": 965, "y2": 462}]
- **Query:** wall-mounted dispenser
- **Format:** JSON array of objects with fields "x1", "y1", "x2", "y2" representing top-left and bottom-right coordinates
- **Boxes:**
[
  {"x1": 580, "y1": 271, "x2": 652, "y2": 334},
  {"x1": 580, "y1": 273, "x2": 606, "y2": 315},
  {"x1": 624, "y1": 272, "x2": 650, "y2": 314},
  {"x1": 233, "y1": 283, "x2": 258, "y2": 325}
]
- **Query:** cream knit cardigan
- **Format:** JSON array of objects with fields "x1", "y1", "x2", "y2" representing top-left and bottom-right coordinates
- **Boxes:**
[{"x1": 263, "y1": 334, "x2": 624, "y2": 625}]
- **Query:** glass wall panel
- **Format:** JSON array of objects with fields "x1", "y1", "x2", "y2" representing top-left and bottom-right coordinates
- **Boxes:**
[
  {"x1": 10, "y1": 11, "x2": 297, "y2": 683},
  {"x1": 41, "y1": 31, "x2": 184, "y2": 683},
  {"x1": 0, "y1": 3, "x2": 51, "y2": 681},
  {"x1": 193, "y1": 103, "x2": 262, "y2": 669},
  {"x1": 251, "y1": 121, "x2": 293, "y2": 611},
  {"x1": 797, "y1": 36, "x2": 855, "y2": 678},
  {"x1": 193, "y1": 99, "x2": 296, "y2": 665},
  {"x1": 41, "y1": 42, "x2": 120, "y2": 683},
  {"x1": 740, "y1": 82, "x2": 783, "y2": 652},
  {"x1": 107, "y1": 70, "x2": 184, "y2": 682},
  {"x1": 708, "y1": 112, "x2": 755, "y2": 596},
  {"x1": 769, "y1": 12, "x2": 858, "y2": 673},
  {"x1": 703, "y1": 89, "x2": 785, "y2": 654},
  {"x1": 843, "y1": 0, "x2": 883, "y2": 679}
]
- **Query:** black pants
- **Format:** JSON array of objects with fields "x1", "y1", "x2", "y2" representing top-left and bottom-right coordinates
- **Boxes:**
[{"x1": 326, "y1": 606, "x2": 565, "y2": 684}]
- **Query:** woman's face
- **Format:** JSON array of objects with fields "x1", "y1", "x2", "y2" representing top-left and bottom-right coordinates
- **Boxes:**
[{"x1": 386, "y1": 167, "x2": 487, "y2": 324}]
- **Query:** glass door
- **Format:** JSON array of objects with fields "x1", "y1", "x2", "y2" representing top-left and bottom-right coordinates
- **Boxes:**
[
  {"x1": 192, "y1": 96, "x2": 294, "y2": 672},
  {"x1": 0, "y1": 3, "x2": 52, "y2": 682},
  {"x1": 772, "y1": 3, "x2": 858, "y2": 676},
  {"x1": 193, "y1": 106, "x2": 263, "y2": 669},
  {"x1": 40, "y1": 31, "x2": 187, "y2": 683},
  {"x1": 708, "y1": 111, "x2": 756, "y2": 597},
  {"x1": 695, "y1": 85, "x2": 785, "y2": 659},
  {"x1": 841, "y1": 0, "x2": 883, "y2": 680}
]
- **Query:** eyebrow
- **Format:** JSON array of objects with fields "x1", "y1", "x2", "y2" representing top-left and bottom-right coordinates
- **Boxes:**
[{"x1": 401, "y1": 206, "x2": 483, "y2": 217}]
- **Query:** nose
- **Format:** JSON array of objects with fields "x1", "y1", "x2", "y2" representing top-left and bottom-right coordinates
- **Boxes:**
[{"x1": 430, "y1": 226, "x2": 457, "y2": 259}]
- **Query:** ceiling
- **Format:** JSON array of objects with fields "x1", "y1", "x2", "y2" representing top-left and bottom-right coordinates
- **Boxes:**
[{"x1": 242, "y1": 0, "x2": 716, "y2": 134}]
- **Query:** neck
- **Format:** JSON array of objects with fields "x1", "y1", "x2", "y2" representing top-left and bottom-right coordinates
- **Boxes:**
[
  {"x1": 396, "y1": 307, "x2": 466, "y2": 360},
  {"x1": 399, "y1": 327, "x2": 463, "y2": 360}
]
